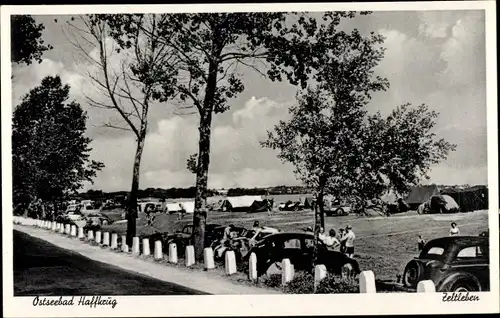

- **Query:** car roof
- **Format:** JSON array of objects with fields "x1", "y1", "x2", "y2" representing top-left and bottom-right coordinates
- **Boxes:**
[{"x1": 263, "y1": 232, "x2": 314, "y2": 240}]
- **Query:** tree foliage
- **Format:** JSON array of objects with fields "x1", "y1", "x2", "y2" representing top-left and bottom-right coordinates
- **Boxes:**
[
  {"x1": 11, "y1": 15, "x2": 52, "y2": 65},
  {"x1": 12, "y1": 76, "x2": 104, "y2": 215},
  {"x1": 262, "y1": 25, "x2": 456, "y2": 217}
]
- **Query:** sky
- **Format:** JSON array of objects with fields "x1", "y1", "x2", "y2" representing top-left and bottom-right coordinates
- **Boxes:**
[{"x1": 11, "y1": 10, "x2": 488, "y2": 192}]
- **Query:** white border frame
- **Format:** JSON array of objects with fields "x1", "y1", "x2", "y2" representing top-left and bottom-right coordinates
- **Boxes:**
[{"x1": 2, "y1": 1, "x2": 498, "y2": 317}]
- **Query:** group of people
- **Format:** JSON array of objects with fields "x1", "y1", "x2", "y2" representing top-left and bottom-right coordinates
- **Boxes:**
[{"x1": 306, "y1": 225, "x2": 356, "y2": 258}]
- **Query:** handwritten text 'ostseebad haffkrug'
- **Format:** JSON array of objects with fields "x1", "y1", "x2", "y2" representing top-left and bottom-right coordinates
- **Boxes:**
[{"x1": 33, "y1": 296, "x2": 117, "y2": 309}]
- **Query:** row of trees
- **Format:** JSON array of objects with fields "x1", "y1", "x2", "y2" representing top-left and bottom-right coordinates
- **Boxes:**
[{"x1": 12, "y1": 13, "x2": 455, "y2": 261}]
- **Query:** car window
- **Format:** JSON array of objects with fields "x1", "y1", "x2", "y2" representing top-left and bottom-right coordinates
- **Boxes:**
[
  {"x1": 427, "y1": 247, "x2": 445, "y2": 255},
  {"x1": 284, "y1": 238, "x2": 301, "y2": 249},
  {"x1": 457, "y1": 246, "x2": 484, "y2": 258}
]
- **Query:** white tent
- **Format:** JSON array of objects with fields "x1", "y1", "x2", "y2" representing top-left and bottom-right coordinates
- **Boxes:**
[
  {"x1": 179, "y1": 201, "x2": 195, "y2": 214},
  {"x1": 166, "y1": 203, "x2": 182, "y2": 213},
  {"x1": 442, "y1": 194, "x2": 460, "y2": 211},
  {"x1": 225, "y1": 196, "x2": 263, "y2": 209}
]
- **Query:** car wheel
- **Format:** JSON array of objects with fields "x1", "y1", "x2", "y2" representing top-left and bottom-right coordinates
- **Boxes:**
[
  {"x1": 440, "y1": 274, "x2": 481, "y2": 292},
  {"x1": 336, "y1": 208, "x2": 344, "y2": 216},
  {"x1": 402, "y1": 260, "x2": 424, "y2": 288},
  {"x1": 102, "y1": 219, "x2": 109, "y2": 225}
]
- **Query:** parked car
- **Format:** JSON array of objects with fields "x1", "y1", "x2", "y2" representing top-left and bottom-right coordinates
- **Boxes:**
[
  {"x1": 166, "y1": 223, "x2": 222, "y2": 256},
  {"x1": 278, "y1": 201, "x2": 302, "y2": 211},
  {"x1": 324, "y1": 199, "x2": 351, "y2": 216},
  {"x1": 244, "y1": 232, "x2": 360, "y2": 277},
  {"x1": 402, "y1": 236, "x2": 489, "y2": 292}
]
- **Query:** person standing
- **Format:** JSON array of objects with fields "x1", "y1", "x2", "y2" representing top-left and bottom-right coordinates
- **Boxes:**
[
  {"x1": 324, "y1": 229, "x2": 340, "y2": 250},
  {"x1": 417, "y1": 235, "x2": 426, "y2": 251},
  {"x1": 342, "y1": 225, "x2": 356, "y2": 258},
  {"x1": 449, "y1": 222, "x2": 460, "y2": 236},
  {"x1": 338, "y1": 228, "x2": 346, "y2": 253},
  {"x1": 318, "y1": 227, "x2": 327, "y2": 243}
]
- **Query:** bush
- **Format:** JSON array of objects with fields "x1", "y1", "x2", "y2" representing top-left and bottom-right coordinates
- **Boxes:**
[
  {"x1": 283, "y1": 271, "x2": 314, "y2": 294},
  {"x1": 261, "y1": 274, "x2": 282, "y2": 288},
  {"x1": 316, "y1": 273, "x2": 359, "y2": 294}
]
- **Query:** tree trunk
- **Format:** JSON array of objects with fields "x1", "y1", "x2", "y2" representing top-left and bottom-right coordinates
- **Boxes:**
[
  {"x1": 126, "y1": 130, "x2": 146, "y2": 247},
  {"x1": 313, "y1": 182, "x2": 326, "y2": 266},
  {"x1": 192, "y1": 59, "x2": 219, "y2": 261}
]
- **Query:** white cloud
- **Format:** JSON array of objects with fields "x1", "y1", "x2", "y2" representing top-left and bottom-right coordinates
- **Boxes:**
[
  {"x1": 417, "y1": 11, "x2": 457, "y2": 38},
  {"x1": 83, "y1": 96, "x2": 299, "y2": 191}
]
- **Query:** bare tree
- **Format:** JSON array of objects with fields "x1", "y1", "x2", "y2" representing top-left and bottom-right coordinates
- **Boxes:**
[{"x1": 65, "y1": 15, "x2": 178, "y2": 246}]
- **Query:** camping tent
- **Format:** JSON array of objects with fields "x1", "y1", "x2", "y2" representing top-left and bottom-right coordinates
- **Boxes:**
[
  {"x1": 179, "y1": 201, "x2": 195, "y2": 214},
  {"x1": 220, "y1": 196, "x2": 263, "y2": 212},
  {"x1": 300, "y1": 196, "x2": 315, "y2": 209},
  {"x1": 165, "y1": 203, "x2": 182, "y2": 213},
  {"x1": 405, "y1": 185, "x2": 440, "y2": 210},
  {"x1": 440, "y1": 185, "x2": 488, "y2": 212},
  {"x1": 418, "y1": 194, "x2": 460, "y2": 214}
]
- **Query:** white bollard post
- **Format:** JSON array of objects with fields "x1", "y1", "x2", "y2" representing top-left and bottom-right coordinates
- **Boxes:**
[
  {"x1": 225, "y1": 250, "x2": 237, "y2": 275},
  {"x1": 168, "y1": 243, "x2": 178, "y2": 264},
  {"x1": 154, "y1": 241, "x2": 163, "y2": 260},
  {"x1": 281, "y1": 258, "x2": 293, "y2": 285},
  {"x1": 78, "y1": 227, "x2": 85, "y2": 239},
  {"x1": 121, "y1": 236, "x2": 128, "y2": 252},
  {"x1": 46, "y1": 221, "x2": 50, "y2": 229},
  {"x1": 314, "y1": 264, "x2": 327, "y2": 291},
  {"x1": 249, "y1": 252, "x2": 258, "y2": 282},
  {"x1": 204, "y1": 247, "x2": 215, "y2": 270},
  {"x1": 185, "y1": 245, "x2": 195, "y2": 267},
  {"x1": 110, "y1": 233, "x2": 118, "y2": 249},
  {"x1": 359, "y1": 270, "x2": 377, "y2": 293},
  {"x1": 70, "y1": 225, "x2": 77, "y2": 237},
  {"x1": 51, "y1": 222, "x2": 57, "y2": 231},
  {"x1": 87, "y1": 230, "x2": 94, "y2": 241},
  {"x1": 102, "y1": 232, "x2": 110, "y2": 246},
  {"x1": 65, "y1": 224, "x2": 71, "y2": 235},
  {"x1": 95, "y1": 231, "x2": 102, "y2": 244},
  {"x1": 132, "y1": 237, "x2": 140, "y2": 255},
  {"x1": 142, "y1": 238, "x2": 151, "y2": 256},
  {"x1": 59, "y1": 224, "x2": 65, "y2": 234},
  {"x1": 417, "y1": 280, "x2": 436, "y2": 293}
]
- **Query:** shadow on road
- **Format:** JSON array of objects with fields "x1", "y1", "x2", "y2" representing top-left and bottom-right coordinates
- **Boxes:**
[{"x1": 13, "y1": 230, "x2": 207, "y2": 296}]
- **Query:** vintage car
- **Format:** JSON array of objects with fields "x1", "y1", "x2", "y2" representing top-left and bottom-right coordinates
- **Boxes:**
[
  {"x1": 243, "y1": 232, "x2": 361, "y2": 277},
  {"x1": 278, "y1": 201, "x2": 302, "y2": 211},
  {"x1": 166, "y1": 223, "x2": 222, "y2": 256},
  {"x1": 402, "y1": 236, "x2": 489, "y2": 292}
]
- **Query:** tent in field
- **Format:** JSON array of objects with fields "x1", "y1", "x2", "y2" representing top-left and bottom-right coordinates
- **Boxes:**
[
  {"x1": 440, "y1": 185, "x2": 488, "y2": 212},
  {"x1": 418, "y1": 194, "x2": 460, "y2": 214},
  {"x1": 179, "y1": 201, "x2": 195, "y2": 214},
  {"x1": 220, "y1": 196, "x2": 263, "y2": 212},
  {"x1": 248, "y1": 198, "x2": 274, "y2": 213},
  {"x1": 405, "y1": 185, "x2": 440, "y2": 210},
  {"x1": 300, "y1": 196, "x2": 315, "y2": 209},
  {"x1": 165, "y1": 203, "x2": 182, "y2": 214}
]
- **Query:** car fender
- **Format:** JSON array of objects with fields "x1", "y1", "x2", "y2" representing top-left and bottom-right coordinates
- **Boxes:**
[{"x1": 437, "y1": 271, "x2": 482, "y2": 292}]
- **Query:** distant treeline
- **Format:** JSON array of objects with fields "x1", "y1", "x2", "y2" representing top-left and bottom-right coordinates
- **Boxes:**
[{"x1": 77, "y1": 185, "x2": 312, "y2": 202}]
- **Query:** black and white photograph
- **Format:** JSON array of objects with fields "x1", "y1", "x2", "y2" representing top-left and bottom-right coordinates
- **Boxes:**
[{"x1": 2, "y1": 2, "x2": 498, "y2": 317}]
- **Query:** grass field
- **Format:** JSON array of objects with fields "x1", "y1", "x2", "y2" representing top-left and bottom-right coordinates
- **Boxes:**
[{"x1": 101, "y1": 208, "x2": 489, "y2": 281}]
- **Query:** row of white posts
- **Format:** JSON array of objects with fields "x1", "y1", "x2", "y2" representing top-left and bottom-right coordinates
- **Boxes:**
[{"x1": 14, "y1": 216, "x2": 437, "y2": 293}]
